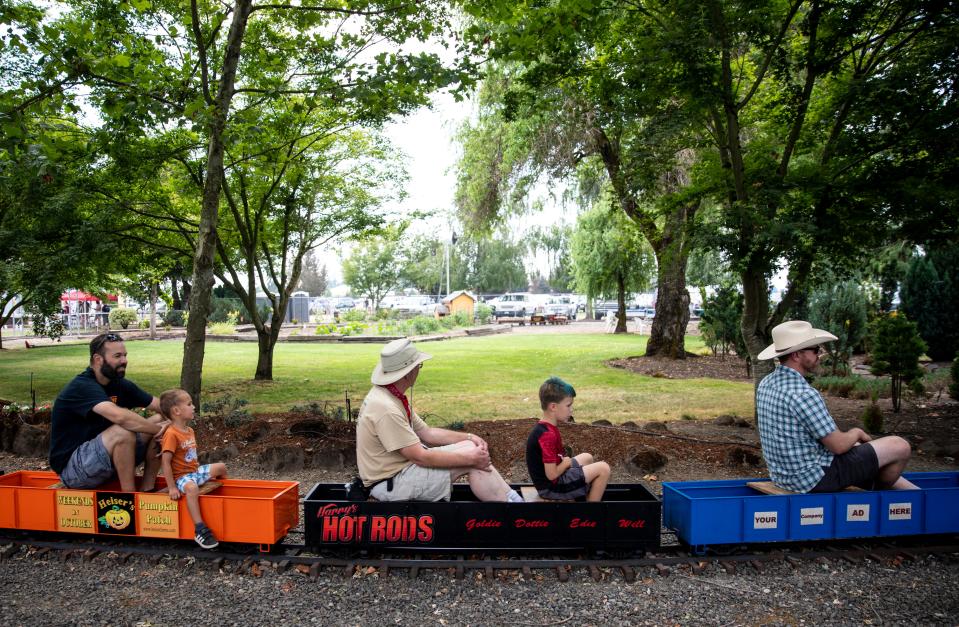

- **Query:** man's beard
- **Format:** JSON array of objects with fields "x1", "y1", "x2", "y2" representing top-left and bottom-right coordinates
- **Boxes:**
[{"x1": 101, "y1": 362, "x2": 126, "y2": 381}]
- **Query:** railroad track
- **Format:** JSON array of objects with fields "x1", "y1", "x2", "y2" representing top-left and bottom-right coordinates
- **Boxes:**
[{"x1": 2, "y1": 533, "x2": 957, "y2": 582}]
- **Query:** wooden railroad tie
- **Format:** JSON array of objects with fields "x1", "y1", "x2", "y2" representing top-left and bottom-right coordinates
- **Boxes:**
[{"x1": 746, "y1": 481, "x2": 863, "y2": 495}]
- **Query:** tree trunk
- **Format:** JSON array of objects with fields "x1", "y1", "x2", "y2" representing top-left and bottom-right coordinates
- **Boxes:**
[
  {"x1": 149, "y1": 282, "x2": 157, "y2": 340},
  {"x1": 615, "y1": 272, "x2": 628, "y2": 333},
  {"x1": 179, "y1": 0, "x2": 254, "y2": 406},
  {"x1": 741, "y1": 267, "x2": 775, "y2": 388},
  {"x1": 646, "y1": 230, "x2": 691, "y2": 358},
  {"x1": 254, "y1": 326, "x2": 278, "y2": 380}
]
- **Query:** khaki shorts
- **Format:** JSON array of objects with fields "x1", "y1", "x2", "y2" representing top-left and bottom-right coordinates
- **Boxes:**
[{"x1": 369, "y1": 443, "x2": 459, "y2": 502}]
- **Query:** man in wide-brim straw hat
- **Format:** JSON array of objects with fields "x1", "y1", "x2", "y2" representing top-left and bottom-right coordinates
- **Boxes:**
[
  {"x1": 756, "y1": 321, "x2": 918, "y2": 493},
  {"x1": 355, "y1": 338, "x2": 524, "y2": 503}
]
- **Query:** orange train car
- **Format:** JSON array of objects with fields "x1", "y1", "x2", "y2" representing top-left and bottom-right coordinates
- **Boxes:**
[{"x1": 0, "y1": 471, "x2": 298, "y2": 551}]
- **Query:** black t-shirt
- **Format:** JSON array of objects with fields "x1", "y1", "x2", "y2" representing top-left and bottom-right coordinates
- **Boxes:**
[
  {"x1": 526, "y1": 422, "x2": 553, "y2": 491},
  {"x1": 48, "y1": 368, "x2": 153, "y2": 474}
]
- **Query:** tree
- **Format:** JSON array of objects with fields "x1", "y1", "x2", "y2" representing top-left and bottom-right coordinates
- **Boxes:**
[
  {"x1": 453, "y1": 58, "x2": 701, "y2": 357},
  {"x1": 298, "y1": 254, "x2": 328, "y2": 296},
  {"x1": 527, "y1": 225, "x2": 574, "y2": 292},
  {"x1": 0, "y1": 131, "x2": 114, "y2": 348},
  {"x1": 700, "y1": 284, "x2": 745, "y2": 362},
  {"x1": 4, "y1": 0, "x2": 467, "y2": 402},
  {"x1": 457, "y1": 0, "x2": 958, "y2": 384},
  {"x1": 900, "y1": 247, "x2": 959, "y2": 361},
  {"x1": 870, "y1": 314, "x2": 926, "y2": 413},
  {"x1": 343, "y1": 228, "x2": 405, "y2": 311},
  {"x1": 460, "y1": 233, "x2": 529, "y2": 295},
  {"x1": 808, "y1": 280, "x2": 869, "y2": 375},
  {"x1": 570, "y1": 201, "x2": 654, "y2": 333}
]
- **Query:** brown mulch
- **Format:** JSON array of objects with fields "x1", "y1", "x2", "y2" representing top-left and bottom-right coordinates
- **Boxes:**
[{"x1": 608, "y1": 353, "x2": 752, "y2": 381}]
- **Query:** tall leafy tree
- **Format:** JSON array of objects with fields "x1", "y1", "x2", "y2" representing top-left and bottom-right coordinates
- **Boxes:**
[
  {"x1": 297, "y1": 254, "x2": 328, "y2": 297},
  {"x1": 570, "y1": 201, "x2": 654, "y2": 333},
  {"x1": 343, "y1": 227, "x2": 405, "y2": 311},
  {"x1": 4, "y1": 0, "x2": 467, "y2": 401}
]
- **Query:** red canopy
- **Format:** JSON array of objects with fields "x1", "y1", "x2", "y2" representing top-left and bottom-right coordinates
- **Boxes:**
[{"x1": 61, "y1": 290, "x2": 102, "y2": 302}]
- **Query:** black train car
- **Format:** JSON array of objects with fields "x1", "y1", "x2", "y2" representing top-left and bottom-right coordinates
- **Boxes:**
[{"x1": 304, "y1": 483, "x2": 660, "y2": 554}]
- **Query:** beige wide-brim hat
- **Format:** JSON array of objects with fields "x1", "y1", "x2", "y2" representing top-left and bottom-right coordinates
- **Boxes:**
[
  {"x1": 758, "y1": 320, "x2": 838, "y2": 360},
  {"x1": 371, "y1": 338, "x2": 433, "y2": 385}
]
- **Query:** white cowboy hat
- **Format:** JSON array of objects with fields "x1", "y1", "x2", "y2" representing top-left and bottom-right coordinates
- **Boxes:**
[
  {"x1": 758, "y1": 320, "x2": 838, "y2": 361},
  {"x1": 371, "y1": 338, "x2": 433, "y2": 385}
]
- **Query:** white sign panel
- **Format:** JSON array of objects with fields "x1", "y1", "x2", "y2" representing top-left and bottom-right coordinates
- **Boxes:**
[
  {"x1": 799, "y1": 507, "x2": 825, "y2": 526},
  {"x1": 753, "y1": 511, "x2": 778, "y2": 529},
  {"x1": 846, "y1": 504, "x2": 870, "y2": 522},
  {"x1": 888, "y1": 502, "x2": 912, "y2": 521}
]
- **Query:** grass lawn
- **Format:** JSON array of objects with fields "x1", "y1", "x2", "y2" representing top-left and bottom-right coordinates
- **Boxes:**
[{"x1": 0, "y1": 334, "x2": 755, "y2": 425}]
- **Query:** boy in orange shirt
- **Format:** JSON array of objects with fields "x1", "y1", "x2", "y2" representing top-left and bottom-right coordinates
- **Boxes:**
[{"x1": 159, "y1": 389, "x2": 227, "y2": 549}]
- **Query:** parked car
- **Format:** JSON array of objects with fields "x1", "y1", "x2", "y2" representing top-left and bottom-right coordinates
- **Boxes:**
[
  {"x1": 544, "y1": 296, "x2": 577, "y2": 319},
  {"x1": 394, "y1": 295, "x2": 436, "y2": 316},
  {"x1": 489, "y1": 292, "x2": 538, "y2": 318}
]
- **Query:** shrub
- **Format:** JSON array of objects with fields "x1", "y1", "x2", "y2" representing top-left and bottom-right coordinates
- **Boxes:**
[
  {"x1": 447, "y1": 420, "x2": 466, "y2": 431},
  {"x1": 861, "y1": 396, "x2": 884, "y2": 434},
  {"x1": 451, "y1": 310, "x2": 472, "y2": 327},
  {"x1": 812, "y1": 375, "x2": 888, "y2": 399},
  {"x1": 162, "y1": 309, "x2": 186, "y2": 327},
  {"x1": 315, "y1": 323, "x2": 338, "y2": 335},
  {"x1": 200, "y1": 394, "x2": 251, "y2": 427},
  {"x1": 475, "y1": 303, "x2": 493, "y2": 324},
  {"x1": 138, "y1": 319, "x2": 150, "y2": 330},
  {"x1": 408, "y1": 315, "x2": 441, "y2": 335},
  {"x1": 108, "y1": 308, "x2": 138, "y2": 329},
  {"x1": 870, "y1": 313, "x2": 926, "y2": 412},
  {"x1": 208, "y1": 322, "x2": 236, "y2": 335},
  {"x1": 341, "y1": 309, "x2": 366, "y2": 323}
]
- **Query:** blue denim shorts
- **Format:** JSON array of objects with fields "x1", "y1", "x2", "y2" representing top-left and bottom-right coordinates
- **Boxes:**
[
  {"x1": 176, "y1": 465, "x2": 213, "y2": 492},
  {"x1": 59, "y1": 433, "x2": 148, "y2": 489}
]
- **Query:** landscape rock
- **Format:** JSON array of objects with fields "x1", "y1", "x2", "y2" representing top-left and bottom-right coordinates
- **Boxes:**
[
  {"x1": 200, "y1": 444, "x2": 239, "y2": 464},
  {"x1": 308, "y1": 447, "x2": 354, "y2": 470},
  {"x1": 11, "y1": 423, "x2": 49, "y2": 457},
  {"x1": 257, "y1": 445, "x2": 305, "y2": 472},
  {"x1": 713, "y1": 415, "x2": 736, "y2": 426},
  {"x1": 620, "y1": 421, "x2": 640, "y2": 430},
  {"x1": 591, "y1": 419, "x2": 613, "y2": 426},
  {"x1": 640, "y1": 421, "x2": 669, "y2": 432},
  {"x1": 240, "y1": 420, "x2": 271, "y2": 443},
  {"x1": 626, "y1": 446, "x2": 668, "y2": 474}
]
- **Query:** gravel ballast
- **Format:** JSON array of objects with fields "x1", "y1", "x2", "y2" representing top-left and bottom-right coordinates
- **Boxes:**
[{"x1": 2, "y1": 548, "x2": 957, "y2": 625}]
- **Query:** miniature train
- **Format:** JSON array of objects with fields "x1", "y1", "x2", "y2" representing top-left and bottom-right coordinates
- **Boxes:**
[{"x1": 1, "y1": 470, "x2": 957, "y2": 554}]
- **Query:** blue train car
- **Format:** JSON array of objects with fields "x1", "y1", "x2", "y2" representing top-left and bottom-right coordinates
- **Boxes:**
[
  {"x1": 663, "y1": 471, "x2": 959, "y2": 550},
  {"x1": 304, "y1": 483, "x2": 661, "y2": 553}
]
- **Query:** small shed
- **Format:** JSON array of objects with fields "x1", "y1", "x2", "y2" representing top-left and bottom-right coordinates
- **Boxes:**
[{"x1": 440, "y1": 290, "x2": 476, "y2": 319}]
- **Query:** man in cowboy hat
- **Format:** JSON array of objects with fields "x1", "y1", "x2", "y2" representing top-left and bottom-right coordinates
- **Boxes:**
[
  {"x1": 356, "y1": 338, "x2": 524, "y2": 502},
  {"x1": 756, "y1": 320, "x2": 917, "y2": 493}
]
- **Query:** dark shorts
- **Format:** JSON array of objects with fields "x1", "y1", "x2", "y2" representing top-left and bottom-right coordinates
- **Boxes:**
[
  {"x1": 59, "y1": 433, "x2": 148, "y2": 489},
  {"x1": 811, "y1": 443, "x2": 879, "y2": 492},
  {"x1": 538, "y1": 458, "x2": 589, "y2": 500}
]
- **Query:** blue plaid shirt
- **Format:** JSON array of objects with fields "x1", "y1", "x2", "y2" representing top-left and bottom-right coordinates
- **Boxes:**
[{"x1": 756, "y1": 365, "x2": 836, "y2": 492}]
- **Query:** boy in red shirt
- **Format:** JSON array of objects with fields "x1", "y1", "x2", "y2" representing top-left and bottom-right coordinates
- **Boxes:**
[
  {"x1": 525, "y1": 377, "x2": 611, "y2": 501},
  {"x1": 159, "y1": 389, "x2": 227, "y2": 549}
]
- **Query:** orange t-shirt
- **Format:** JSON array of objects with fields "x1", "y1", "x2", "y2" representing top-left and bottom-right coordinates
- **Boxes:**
[{"x1": 161, "y1": 426, "x2": 199, "y2": 479}]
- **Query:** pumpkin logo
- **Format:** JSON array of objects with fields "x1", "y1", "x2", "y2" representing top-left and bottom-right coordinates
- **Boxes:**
[
  {"x1": 96, "y1": 493, "x2": 137, "y2": 535},
  {"x1": 100, "y1": 505, "x2": 131, "y2": 530}
]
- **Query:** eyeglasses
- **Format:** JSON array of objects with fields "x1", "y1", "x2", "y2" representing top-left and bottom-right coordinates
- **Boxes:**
[{"x1": 804, "y1": 346, "x2": 823, "y2": 355}]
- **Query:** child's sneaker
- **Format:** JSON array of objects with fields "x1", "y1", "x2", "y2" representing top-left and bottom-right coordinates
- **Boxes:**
[{"x1": 195, "y1": 525, "x2": 219, "y2": 549}]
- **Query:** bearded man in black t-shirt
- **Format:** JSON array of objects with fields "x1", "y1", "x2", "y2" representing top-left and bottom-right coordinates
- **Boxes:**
[{"x1": 49, "y1": 333, "x2": 169, "y2": 491}]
